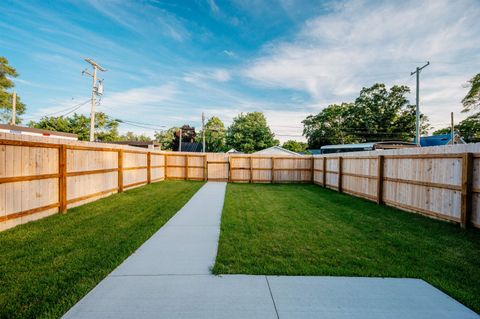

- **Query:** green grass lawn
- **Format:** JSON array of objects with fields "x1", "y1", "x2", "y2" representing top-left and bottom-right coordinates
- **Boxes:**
[
  {"x1": 213, "y1": 183, "x2": 480, "y2": 313},
  {"x1": 0, "y1": 180, "x2": 203, "y2": 319}
]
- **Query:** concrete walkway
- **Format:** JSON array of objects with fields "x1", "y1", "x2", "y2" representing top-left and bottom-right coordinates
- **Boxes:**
[{"x1": 63, "y1": 182, "x2": 479, "y2": 319}]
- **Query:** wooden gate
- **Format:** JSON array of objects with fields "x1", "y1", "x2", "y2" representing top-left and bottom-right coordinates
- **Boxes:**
[{"x1": 206, "y1": 153, "x2": 229, "y2": 181}]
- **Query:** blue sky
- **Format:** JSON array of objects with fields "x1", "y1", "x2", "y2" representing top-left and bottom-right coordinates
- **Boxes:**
[{"x1": 1, "y1": 0, "x2": 479, "y2": 142}]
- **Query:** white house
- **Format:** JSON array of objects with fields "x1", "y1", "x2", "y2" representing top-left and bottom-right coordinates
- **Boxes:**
[{"x1": 252, "y1": 146, "x2": 301, "y2": 156}]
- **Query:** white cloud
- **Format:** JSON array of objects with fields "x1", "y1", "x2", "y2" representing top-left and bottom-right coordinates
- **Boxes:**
[
  {"x1": 223, "y1": 50, "x2": 235, "y2": 57},
  {"x1": 183, "y1": 68, "x2": 231, "y2": 84},
  {"x1": 208, "y1": 0, "x2": 220, "y2": 14},
  {"x1": 244, "y1": 0, "x2": 480, "y2": 130},
  {"x1": 85, "y1": 0, "x2": 190, "y2": 41},
  {"x1": 101, "y1": 84, "x2": 178, "y2": 109}
]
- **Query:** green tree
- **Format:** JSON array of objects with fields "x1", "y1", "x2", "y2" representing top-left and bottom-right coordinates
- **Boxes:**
[
  {"x1": 462, "y1": 73, "x2": 480, "y2": 112},
  {"x1": 303, "y1": 84, "x2": 429, "y2": 148},
  {"x1": 433, "y1": 112, "x2": 480, "y2": 143},
  {"x1": 199, "y1": 116, "x2": 226, "y2": 152},
  {"x1": 154, "y1": 127, "x2": 177, "y2": 151},
  {"x1": 29, "y1": 112, "x2": 119, "y2": 141},
  {"x1": 303, "y1": 103, "x2": 358, "y2": 148},
  {"x1": 349, "y1": 84, "x2": 429, "y2": 142},
  {"x1": 1, "y1": 57, "x2": 26, "y2": 123},
  {"x1": 226, "y1": 112, "x2": 278, "y2": 153},
  {"x1": 119, "y1": 131, "x2": 151, "y2": 142},
  {"x1": 282, "y1": 140, "x2": 308, "y2": 153}
]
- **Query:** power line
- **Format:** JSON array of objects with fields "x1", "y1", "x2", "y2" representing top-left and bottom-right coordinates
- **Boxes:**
[
  {"x1": 115, "y1": 118, "x2": 166, "y2": 131},
  {"x1": 61, "y1": 100, "x2": 91, "y2": 117},
  {"x1": 22, "y1": 99, "x2": 91, "y2": 121}
]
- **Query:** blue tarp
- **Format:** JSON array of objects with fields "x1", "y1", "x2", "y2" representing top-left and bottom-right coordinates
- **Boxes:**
[{"x1": 416, "y1": 134, "x2": 452, "y2": 147}]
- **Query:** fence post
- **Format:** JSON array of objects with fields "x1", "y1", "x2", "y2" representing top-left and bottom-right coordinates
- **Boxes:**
[
  {"x1": 164, "y1": 154, "x2": 168, "y2": 180},
  {"x1": 58, "y1": 144, "x2": 67, "y2": 213},
  {"x1": 377, "y1": 155, "x2": 384, "y2": 204},
  {"x1": 310, "y1": 157, "x2": 314, "y2": 183},
  {"x1": 338, "y1": 157, "x2": 343, "y2": 193},
  {"x1": 271, "y1": 157, "x2": 275, "y2": 183},
  {"x1": 147, "y1": 152, "x2": 151, "y2": 184},
  {"x1": 322, "y1": 157, "x2": 327, "y2": 187},
  {"x1": 118, "y1": 150, "x2": 124, "y2": 192},
  {"x1": 249, "y1": 156, "x2": 253, "y2": 183},
  {"x1": 203, "y1": 154, "x2": 207, "y2": 181},
  {"x1": 460, "y1": 153, "x2": 473, "y2": 228}
]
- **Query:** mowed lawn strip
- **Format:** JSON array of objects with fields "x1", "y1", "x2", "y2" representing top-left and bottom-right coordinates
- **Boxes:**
[
  {"x1": 0, "y1": 180, "x2": 204, "y2": 319},
  {"x1": 213, "y1": 183, "x2": 480, "y2": 314}
]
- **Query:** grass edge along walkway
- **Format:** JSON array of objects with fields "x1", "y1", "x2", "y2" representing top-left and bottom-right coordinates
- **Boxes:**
[
  {"x1": 213, "y1": 183, "x2": 480, "y2": 314},
  {"x1": 0, "y1": 180, "x2": 204, "y2": 319}
]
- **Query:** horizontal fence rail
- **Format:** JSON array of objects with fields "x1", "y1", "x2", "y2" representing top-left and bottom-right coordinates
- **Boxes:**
[
  {"x1": 1, "y1": 132, "x2": 479, "y2": 231},
  {"x1": 0, "y1": 134, "x2": 314, "y2": 231},
  {"x1": 313, "y1": 152, "x2": 479, "y2": 229}
]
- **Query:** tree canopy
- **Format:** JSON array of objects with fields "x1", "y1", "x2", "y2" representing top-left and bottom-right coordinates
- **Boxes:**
[
  {"x1": 154, "y1": 127, "x2": 177, "y2": 151},
  {"x1": 303, "y1": 103, "x2": 357, "y2": 148},
  {"x1": 462, "y1": 73, "x2": 480, "y2": 112},
  {"x1": 226, "y1": 112, "x2": 278, "y2": 153},
  {"x1": 303, "y1": 83, "x2": 429, "y2": 148},
  {"x1": 200, "y1": 116, "x2": 226, "y2": 152},
  {"x1": 0, "y1": 57, "x2": 26, "y2": 124},
  {"x1": 28, "y1": 112, "x2": 120, "y2": 141},
  {"x1": 119, "y1": 131, "x2": 151, "y2": 142},
  {"x1": 282, "y1": 140, "x2": 308, "y2": 153}
]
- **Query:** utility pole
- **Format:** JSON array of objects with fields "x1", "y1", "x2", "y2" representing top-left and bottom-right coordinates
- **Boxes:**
[
  {"x1": 83, "y1": 58, "x2": 106, "y2": 142},
  {"x1": 202, "y1": 112, "x2": 206, "y2": 153},
  {"x1": 410, "y1": 61, "x2": 430, "y2": 146},
  {"x1": 179, "y1": 128, "x2": 182, "y2": 152},
  {"x1": 451, "y1": 112, "x2": 455, "y2": 145},
  {"x1": 10, "y1": 90, "x2": 16, "y2": 125}
]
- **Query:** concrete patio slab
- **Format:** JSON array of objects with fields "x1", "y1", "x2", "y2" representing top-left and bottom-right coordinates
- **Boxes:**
[
  {"x1": 63, "y1": 275, "x2": 277, "y2": 319},
  {"x1": 267, "y1": 276, "x2": 479, "y2": 319}
]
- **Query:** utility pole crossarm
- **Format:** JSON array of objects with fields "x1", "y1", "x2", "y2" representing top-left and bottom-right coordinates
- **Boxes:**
[{"x1": 410, "y1": 61, "x2": 430, "y2": 76}]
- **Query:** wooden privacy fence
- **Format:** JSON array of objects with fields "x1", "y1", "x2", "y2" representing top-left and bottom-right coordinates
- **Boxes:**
[
  {"x1": 0, "y1": 134, "x2": 312, "y2": 231},
  {"x1": 229, "y1": 156, "x2": 313, "y2": 183},
  {"x1": 1, "y1": 132, "x2": 479, "y2": 231},
  {"x1": 313, "y1": 152, "x2": 480, "y2": 229}
]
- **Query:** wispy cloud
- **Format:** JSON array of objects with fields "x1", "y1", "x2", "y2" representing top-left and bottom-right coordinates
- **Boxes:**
[
  {"x1": 244, "y1": 0, "x2": 480, "y2": 129},
  {"x1": 85, "y1": 0, "x2": 190, "y2": 41},
  {"x1": 183, "y1": 68, "x2": 231, "y2": 84},
  {"x1": 223, "y1": 50, "x2": 235, "y2": 57},
  {"x1": 207, "y1": 0, "x2": 220, "y2": 14}
]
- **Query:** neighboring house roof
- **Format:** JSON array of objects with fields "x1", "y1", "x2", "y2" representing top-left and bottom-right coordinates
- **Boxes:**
[
  {"x1": 180, "y1": 142, "x2": 203, "y2": 152},
  {"x1": 226, "y1": 148, "x2": 243, "y2": 154},
  {"x1": 417, "y1": 134, "x2": 466, "y2": 147},
  {"x1": 253, "y1": 146, "x2": 301, "y2": 156},
  {"x1": 320, "y1": 141, "x2": 416, "y2": 151},
  {"x1": 109, "y1": 141, "x2": 160, "y2": 150},
  {"x1": 0, "y1": 124, "x2": 78, "y2": 140},
  {"x1": 306, "y1": 149, "x2": 322, "y2": 155}
]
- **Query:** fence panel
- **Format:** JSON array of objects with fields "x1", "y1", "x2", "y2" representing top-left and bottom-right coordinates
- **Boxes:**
[{"x1": 1, "y1": 132, "x2": 479, "y2": 231}]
